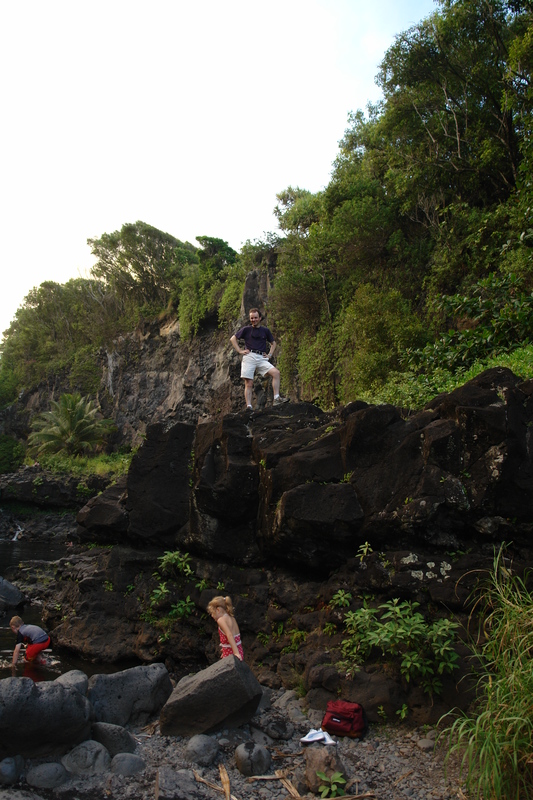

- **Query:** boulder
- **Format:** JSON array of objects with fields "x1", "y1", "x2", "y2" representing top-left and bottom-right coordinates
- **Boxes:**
[
  {"x1": 54, "y1": 669, "x2": 89, "y2": 695},
  {"x1": 183, "y1": 734, "x2": 219, "y2": 766},
  {"x1": 159, "y1": 657, "x2": 263, "y2": 736},
  {"x1": 0, "y1": 755, "x2": 24, "y2": 785},
  {"x1": 87, "y1": 663, "x2": 173, "y2": 726},
  {"x1": 91, "y1": 722, "x2": 137, "y2": 756},
  {"x1": 234, "y1": 741, "x2": 271, "y2": 776},
  {"x1": 0, "y1": 677, "x2": 91, "y2": 758},
  {"x1": 110, "y1": 753, "x2": 146, "y2": 775},
  {"x1": 0, "y1": 576, "x2": 25, "y2": 611},
  {"x1": 26, "y1": 762, "x2": 68, "y2": 789},
  {"x1": 61, "y1": 740, "x2": 111, "y2": 775},
  {"x1": 76, "y1": 477, "x2": 129, "y2": 543}
]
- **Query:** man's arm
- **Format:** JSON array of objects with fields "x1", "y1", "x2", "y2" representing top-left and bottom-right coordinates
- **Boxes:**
[
  {"x1": 230, "y1": 334, "x2": 249, "y2": 356},
  {"x1": 266, "y1": 340, "x2": 277, "y2": 359},
  {"x1": 12, "y1": 642, "x2": 22, "y2": 665}
]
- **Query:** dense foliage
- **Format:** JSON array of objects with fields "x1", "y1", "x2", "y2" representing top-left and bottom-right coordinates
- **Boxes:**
[{"x1": 0, "y1": 0, "x2": 531, "y2": 411}]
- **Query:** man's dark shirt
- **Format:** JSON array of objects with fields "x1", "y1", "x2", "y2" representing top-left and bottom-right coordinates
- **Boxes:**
[{"x1": 234, "y1": 325, "x2": 274, "y2": 354}]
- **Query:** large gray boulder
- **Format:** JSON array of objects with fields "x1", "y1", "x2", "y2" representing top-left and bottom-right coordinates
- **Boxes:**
[
  {"x1": 159, "y1": 657, "x2": 263, "y2": 736},
  {"x1": 54, "y1": 669, "x2": 89, "y2": 695},
  {"x1": 0, "y1": 576, "x2": 25, "y2": 611},
  {"x1": 0, "y1": 677, "x2": 91, "y2": 758},
  {"x1": 87, "y1": 663, "x2": 172, "y2": 726}
]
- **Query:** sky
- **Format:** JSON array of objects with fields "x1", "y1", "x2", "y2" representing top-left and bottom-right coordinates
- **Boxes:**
[{"x1": 0, "y1": 0, "x2": 437, "y2": 337}]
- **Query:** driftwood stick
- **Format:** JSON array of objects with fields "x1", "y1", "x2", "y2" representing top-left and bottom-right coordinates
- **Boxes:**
[
  {"x1": 193, "y1": 769, "x2": 240, "y2": 800},
  {"x1": 272, "y1": 748, "x2": 304, "y2": 759},
  {"x1": 393, "y1": 769, "x2": 414, "y2": 786},
  {"x1": 275, "y1": 768, "x2": 302, "y2": 798},
  {"x1": 219, "y1": 764, "x2": 231, "y2": 800}
]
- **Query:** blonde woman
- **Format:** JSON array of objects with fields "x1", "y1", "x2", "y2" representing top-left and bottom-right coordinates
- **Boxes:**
[{"x1": 207, "y1": 596, "x2": 244, "y2": 661}]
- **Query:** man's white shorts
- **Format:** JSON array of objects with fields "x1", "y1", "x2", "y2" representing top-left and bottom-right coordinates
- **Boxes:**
[{"x1": 241, "y1": 352, "x2": 274, "y2": 380}]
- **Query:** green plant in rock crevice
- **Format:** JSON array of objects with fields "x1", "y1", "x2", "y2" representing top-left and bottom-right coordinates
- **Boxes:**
[
  {"x1": 316, "y1": 770, "x2": 346, "y2": 797},
  {"x1": 281, "y1": 628, "x2": 308, "y2": 653},
  {"x1": 158, "y1": 550, "x2": 193, "y2": 577},
  {"x1": 340, "y1": 598, "x2": 459, "y2": 696},
  {"x1": 356, "y1": 541, "x2": 373, "y2": 562},
  {"x1": 169, "y1": 596, "x2": 195, "y2": 619},
  {"x1": 150, "y1": 581, "x2": 170, "y2": 608},
  {"x1": 330, "y1": 589, "x2": 353, "y2": 609}
]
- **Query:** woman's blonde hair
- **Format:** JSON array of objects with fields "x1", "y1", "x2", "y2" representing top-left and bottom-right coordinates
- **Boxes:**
[{"x1": 207, "y1": 595, "x2": 235, "y2": 617}]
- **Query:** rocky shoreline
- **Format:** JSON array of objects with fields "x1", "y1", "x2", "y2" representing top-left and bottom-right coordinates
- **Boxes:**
[{"x1": 1, "y1": 685, "x2": 466, "y2": 800}]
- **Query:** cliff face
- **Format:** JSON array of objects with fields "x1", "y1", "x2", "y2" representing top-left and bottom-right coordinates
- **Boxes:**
[
  {"x1": 1, "y1": 268, "x2": 276, "y2": 448},
  {"x1": 1, "y1": 320, "x2": 250, "y2": 448},
  {"x1": 98, "y1": 323, "x2": 242, "y2": 447}
]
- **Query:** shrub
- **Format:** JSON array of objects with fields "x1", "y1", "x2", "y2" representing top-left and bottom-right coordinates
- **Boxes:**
[{"x1": 340, "y1": 598, "x2": 459, "y2": 696}]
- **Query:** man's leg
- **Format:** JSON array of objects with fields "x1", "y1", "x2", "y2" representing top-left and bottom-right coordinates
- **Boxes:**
[
  {"x1": 267, "y1": 367, "x2": 288, "y2": 403},
  {"x1": 268, "y1": 367, "x2": 281, "y2": 397},
  {"x1": 25, "y1": 637, "x2": 50, "y2": 662},
  {"x1": 244, "y1": 378, "x2": 254, "y2": 408}
]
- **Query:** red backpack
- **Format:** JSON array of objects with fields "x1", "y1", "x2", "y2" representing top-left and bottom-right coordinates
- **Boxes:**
[{"x1": 321, "y1": 700, "x2": 368, "y2": 739}]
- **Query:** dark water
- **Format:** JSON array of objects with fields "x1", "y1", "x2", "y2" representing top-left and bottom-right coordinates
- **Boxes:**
[{"x1": 0, "y1": 538, "x2": 125, "y2": 682}]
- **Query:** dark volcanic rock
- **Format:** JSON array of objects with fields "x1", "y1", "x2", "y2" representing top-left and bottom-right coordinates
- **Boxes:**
[
  {"x1": 126, "y1": 421, "x2": 195, "y2": 543},
  {"x1": 0, "y1": 677, "x2": 91, "y2": 758},
  {"x1": 77, "y1": 477, "x2": 129, "y2": 543},
  {"x1": 76, "y1": 421, "x2": 196, "y2": 545},
  {"x1": 159, "y1": 657, "x2": 263, "y2": 736},
  {"x1": 0, "y1": 466, "x2": 106, "y2": 509},
  {"x1": 183, "y1": 367, "x2": 533, "y2": 570},
  {"x1": 76, "y1": 368, "x2": 533, "y2": 569}
]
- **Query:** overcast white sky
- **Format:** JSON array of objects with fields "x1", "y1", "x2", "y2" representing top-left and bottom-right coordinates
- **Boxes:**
[{"x1": 0, "y1": 0, "x2": 436, "y2": 337}]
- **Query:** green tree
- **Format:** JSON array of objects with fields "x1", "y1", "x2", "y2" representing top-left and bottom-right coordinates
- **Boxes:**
[
  {"x1": 89, "y1": 221, "x2": 198, "y2": 316},
  {"x1": 176, "y1": 236, "x2": 238, "y2": 339},
  {"x1": 335, "y1": 285, "x2": 426, "y2": 402},
  {"x1": 27, "y1": 393, "x2": 115, "y2": 457},
  {"x1": 0, "y1": 278, "x2": 122, "y2": 395}
]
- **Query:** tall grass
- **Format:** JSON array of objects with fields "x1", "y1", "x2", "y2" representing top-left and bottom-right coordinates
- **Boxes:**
[{"x1": 443, "y1": 547, "x2": 533, "y2": 799}]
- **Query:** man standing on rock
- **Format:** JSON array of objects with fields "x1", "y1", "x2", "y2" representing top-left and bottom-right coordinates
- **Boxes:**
[{"x1": 230, "y1": 308, "x2": 289, "y2": 411}]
